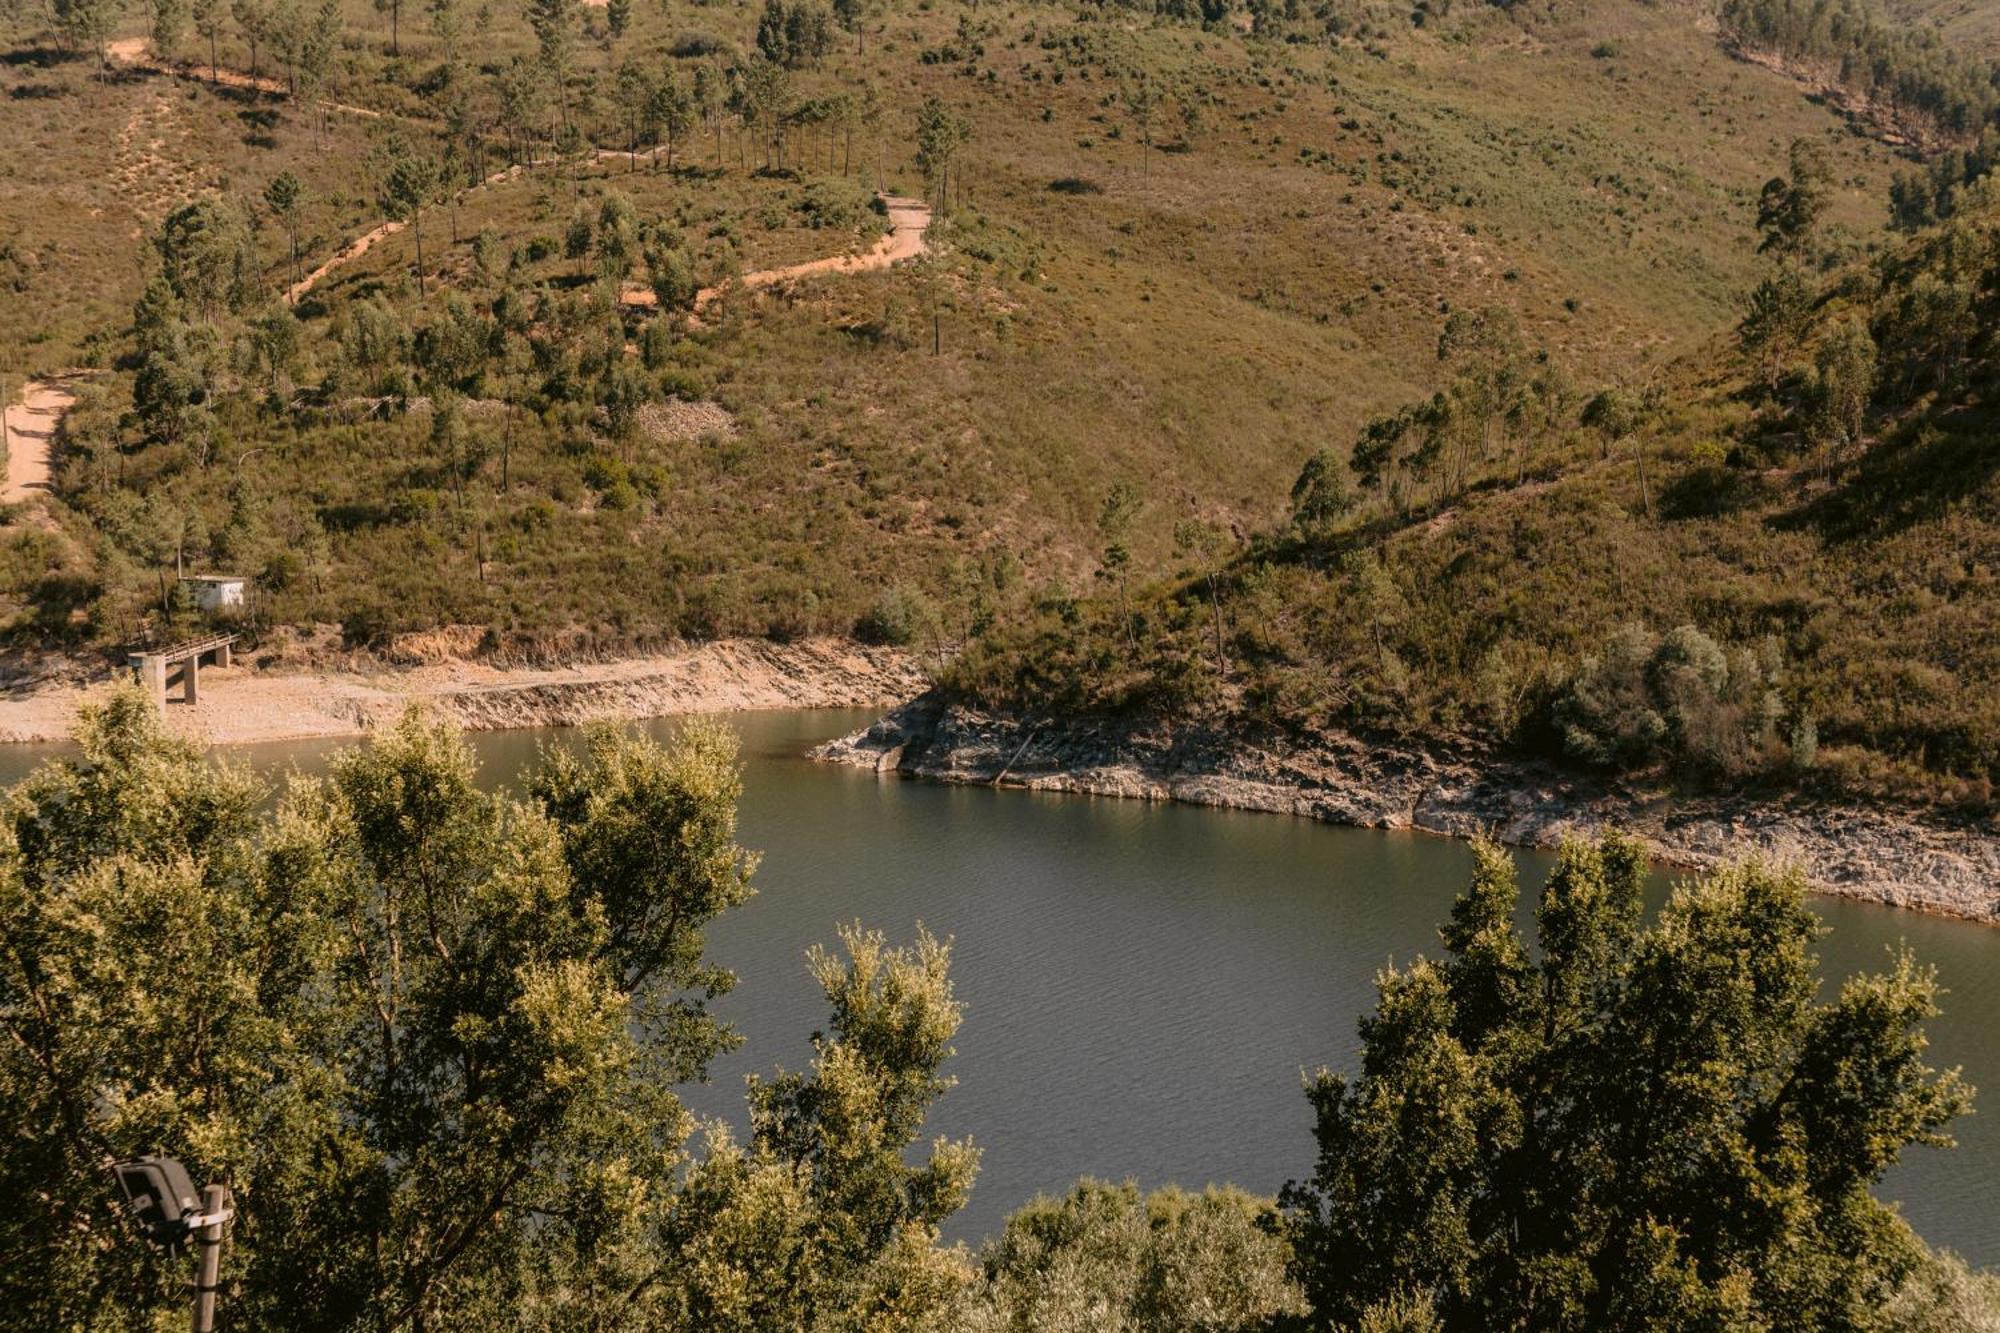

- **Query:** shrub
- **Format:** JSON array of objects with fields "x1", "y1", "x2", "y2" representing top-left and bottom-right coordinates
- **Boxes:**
[
  {"x1": 1555, "y1": 623, "x2": 1790, "y2": 778},
  {"x1": 260, "y1": 550, "x2": 305, "y2": 591},
  {"x1": 793, "y1": 178, "x2": 873, "y2": 231},
  {"x1": 582, "y1": 453, "x2": 631, "y2": 494},
  {"x1": 340, "y1": 593, "x2": 404, "y2": 646},
  {"x1": 856, "y1": 582, "x2": 939, "y2": 647},
  {"x1": 390, "y1": 488, "x2": 442, "y2": 526},
  {"x1": 965, "y1": 1180, "x2": 1305, "y2": 1330},
  {"x1": 669, "y1": 31, "x2": 733, "y2": 57}
]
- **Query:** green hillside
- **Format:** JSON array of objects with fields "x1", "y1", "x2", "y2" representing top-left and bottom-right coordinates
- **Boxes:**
[
  {"x1": 0, "y1": 0, "x2": 1917, "y2": 656},
  {"x1": 947, "y1": 162, "x2": 2000, "y2": 808},
  {"x1": 1893, "y1": 0, "x2": 2000, "y2": 56}
]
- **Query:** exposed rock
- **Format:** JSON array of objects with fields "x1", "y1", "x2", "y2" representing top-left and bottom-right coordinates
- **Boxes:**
[
  {"x1": 638, "y1": 399, "x2": 737, "y2": 444},
  {"x1": 816, "y1": 698, "x2": 2000, "y2": 924}
]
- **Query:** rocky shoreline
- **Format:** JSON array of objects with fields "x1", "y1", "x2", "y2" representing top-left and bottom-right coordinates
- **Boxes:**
[{"x1": 815, "y1": 697, "x2": 2000, "y2": 925}]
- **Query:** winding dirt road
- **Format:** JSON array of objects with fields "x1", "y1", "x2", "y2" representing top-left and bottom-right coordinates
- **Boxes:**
[
  {"x1": 295, "y1": 187, "x2": 932, "y2": 309},
  {"x1": 620, "y1": 194, "x2": 933, "y2": 311},
  {"x1": 287, "y1": 222, "x2": 406, "y2": 304},
  {"x1": 3, "y1": 378, "x2": 80, "y2": 505},
  {"x1": 100, "y1": 40, "x2": 935, "y2": 306},
  {"x1": 107, "y1": 38, "x2": 388, "y2": 119}
]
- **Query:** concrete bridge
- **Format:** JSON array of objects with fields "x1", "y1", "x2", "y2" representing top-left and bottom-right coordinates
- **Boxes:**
[{"x1": 128, "y1": 633, "x2": 238, "y2": 708}]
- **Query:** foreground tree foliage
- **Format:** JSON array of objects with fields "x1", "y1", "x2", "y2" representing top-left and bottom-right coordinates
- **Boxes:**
[
  {"x1": 0, "y1": 691, "x2": 977, "y2": 1330},
  {"x1": 1284, "y1": 835, "x2": 1974, "y2": 1332},
  {"x1": 955, "y1": 1178, "x2": 1306, "y2": 1331},
  {"x1": 0, "y1": 704, "x2": 1989, "y2": 1329}
]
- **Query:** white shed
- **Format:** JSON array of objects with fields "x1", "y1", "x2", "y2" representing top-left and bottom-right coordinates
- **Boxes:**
[{"x1": 182, "y1": 575, "x2": 247, "y2": 613}]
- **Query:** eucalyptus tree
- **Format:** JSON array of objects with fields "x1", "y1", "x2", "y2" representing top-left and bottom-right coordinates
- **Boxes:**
[
  {"x1": 646, "y1": 70, "x2": 691, "y2": 171},
  {"x1": 427, "y1": 0, "x2": 460, "y2": 62},
  {"x1": 1757, "y1": 136, "x2": 1833, "y2": 261},
  {"x1": 646, "y1": 233, "x2": 700, "y2": 316},
  {"x1": 1123, "y1": 80, "x2": 1157, "y2": 178},
  {"x1": 1807, "y1": 318, "x2": 1878, "y2": 466},
  {"x1": 1435, "y1": 304, "x2": 1530, "y2": 496},
  {"x1": 693, "y1": 63, "x2": 724, "y2": 165},
  {"x1": 833, "y1": 0, "x2": 868, "y2": 53},
  {"x1": 614, "y1": 59, "x2": 653, "y2": 169},
  {"x1": 152, "y1": 0, "x2": 189, "y2": 60},
  {"x1": 1289, "y1": 447, "x2": 1353, "y2": 541},
  {"x1": 373, "y1": 0, "x2": 401, "y2": 56},
  {"x1": 301, "y1": 0, "x2": 332, "y2": 111},
  {"x1": 915, "y1": 95, "x2": 967, "y2": 209},
  {"x1": 55, "y1": 0, "x2": 120, "y2": 68}
]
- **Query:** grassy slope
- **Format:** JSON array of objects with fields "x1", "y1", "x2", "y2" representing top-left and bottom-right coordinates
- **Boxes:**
[
  {"x1": 947, "y1": 185, "x2": 2000, "y2": 808},
  {"x1": 1890, "y1": 0, "x2": 2000, "y2": 56},
  {"x1": 0, "y1": 0, "x2": 1911, "y2": 654}
]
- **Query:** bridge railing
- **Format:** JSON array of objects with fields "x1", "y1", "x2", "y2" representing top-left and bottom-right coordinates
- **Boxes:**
[{"x1": 127, "y1": 633, "x2": 239, "y2": 667}]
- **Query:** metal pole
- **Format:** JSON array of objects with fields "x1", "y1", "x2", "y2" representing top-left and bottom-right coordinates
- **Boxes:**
[{"x1": 191, "y1": 1184, "x2": 228, "y2": 1333}]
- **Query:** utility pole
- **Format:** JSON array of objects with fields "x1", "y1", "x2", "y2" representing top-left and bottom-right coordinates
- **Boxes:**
[
  {"x1": 111, "y1": 1157, "x2": 236, "y2": 1333},
  {"x1": 191, "y1": 1184, "x2": 230, "y2": 1332}
]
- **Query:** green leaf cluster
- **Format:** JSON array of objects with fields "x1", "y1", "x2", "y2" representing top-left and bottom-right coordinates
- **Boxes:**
[
  {"x1": 1284, "y1": 835, "x2": 1972, "y2": 1331},
  {"x1": 0, "y1": 691, "x2": 975, "y2": 1330}
]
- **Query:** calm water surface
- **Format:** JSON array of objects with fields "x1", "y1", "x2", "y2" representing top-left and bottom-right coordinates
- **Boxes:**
[{"x1": 5, "y1": 709, "x2": 1993, "y2": 1262}]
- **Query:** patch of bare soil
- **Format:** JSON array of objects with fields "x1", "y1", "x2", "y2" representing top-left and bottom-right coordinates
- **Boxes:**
[
  {"x1": 109, "y1": 85, "x2": 210, "y2": 222},
  {"x1": 4, "y1": 376, "x2": 83, "y2": 505}
]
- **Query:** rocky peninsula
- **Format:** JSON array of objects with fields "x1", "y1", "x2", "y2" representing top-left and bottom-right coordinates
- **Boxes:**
[{"x1": 817, "y1": 697, "x2": 2000, "y2": 924}]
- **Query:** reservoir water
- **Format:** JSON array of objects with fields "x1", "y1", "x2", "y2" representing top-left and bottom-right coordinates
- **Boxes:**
[{"x1": 5, "y1": 707, "x2": 1993, "y2": 1264}]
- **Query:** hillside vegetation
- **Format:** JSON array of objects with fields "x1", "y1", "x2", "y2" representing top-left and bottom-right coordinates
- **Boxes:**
[
  {"x1": 947, "y1": 144, "x2": 2000, "y2": 810},
  {"x1": 0, "y1": 0, "x2": 1916, "y2": 660}
]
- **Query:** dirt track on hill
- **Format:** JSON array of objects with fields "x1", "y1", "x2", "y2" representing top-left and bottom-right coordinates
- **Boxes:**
[
  {"x1": 100, "y1": 40, "x2": 934, "y2": 308},
  {"x1": 620, "y1": 194, "x2": 933, "y2": 311},
  {"x1": 106, "y1": 38, "x2": 388, "y2": 119},
  {"x1": 3, "y1": 378, "x2": 80, "y2": 504},
  {"x1": 287, "y1": 222, "x2": 407, "y2": 304},
  {"x1": 296, "y1": 185, "x2": 931, "y2": 309}
]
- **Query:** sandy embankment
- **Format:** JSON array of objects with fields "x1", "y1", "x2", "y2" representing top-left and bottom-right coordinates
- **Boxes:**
[{"x1": 0, "y1": 638, "x2": 925, "y2": 747}]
